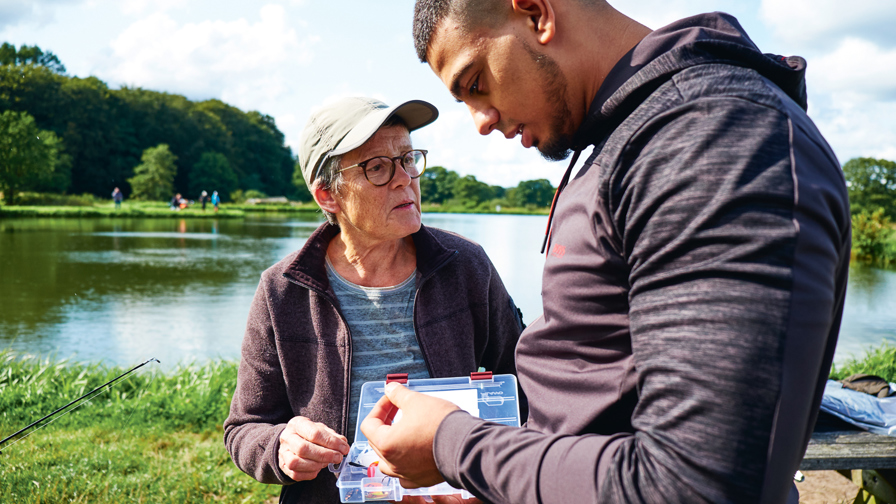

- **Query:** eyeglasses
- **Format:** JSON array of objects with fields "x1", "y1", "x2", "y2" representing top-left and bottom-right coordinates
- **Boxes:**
[{"x1": 335, "y1": 149, "x2": 428, "y2": 186}]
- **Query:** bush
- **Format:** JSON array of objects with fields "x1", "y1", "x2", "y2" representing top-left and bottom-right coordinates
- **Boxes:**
[
  {"x1": 10, "y1": 191, "x2": 100, "y2": 207},
  {"x1": 851, "y1": 209, "x2": 896, "y2": 263}
]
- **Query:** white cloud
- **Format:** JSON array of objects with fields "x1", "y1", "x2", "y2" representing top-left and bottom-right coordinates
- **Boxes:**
[
  {"x1": 808, "y1": 38, "x2": 896, "y2": 101},
  {"x1": 610, "y1": 0, "x2": 733, "y2": 30},
  {"x1": 0, "y1": 0, "x2": 82, "y2": 29},
  {"x1": 759, "y1": 0, "x2": 896, "y2": 50},
  {"x1": 119, "y1": 0, "x2": 181, "y2": 16},
  {"x1": 103, "y1": 4, "x2": 317, "y2": 111},
  {"x1": 414, "y1": 109, "x2": 563, "y2": 188}
]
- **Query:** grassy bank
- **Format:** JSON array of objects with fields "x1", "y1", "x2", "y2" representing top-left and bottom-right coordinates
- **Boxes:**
[
  {"x1": 2, "y1": 342, "x2": 894, "y2": 502},
  {"x1": 829, "y1": 342, "x2": 896, "y2": 382},
  {"x1": 0, "y1": 201, "x2": 547, "y2": 218},
  {"x1": 421, "y1": 202, "x2": 549, "y2": 215},
  {"x1": 0, "y1": 351, "x2": 279, "y2": 504},
  {"x1": 0, "y1": 201, "x2": 323, "y2": 219}
]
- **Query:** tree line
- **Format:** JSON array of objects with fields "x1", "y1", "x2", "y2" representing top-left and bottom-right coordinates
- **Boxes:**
[
  {"x1": 0, "y1": 43, "x2": 303, "y2": 204},
  {"x1": 0, "y1": 42, "x2": 563, "y2": 209},
  {"x1": 420, "y1": 166, "x2": 555, "y2": 209}
]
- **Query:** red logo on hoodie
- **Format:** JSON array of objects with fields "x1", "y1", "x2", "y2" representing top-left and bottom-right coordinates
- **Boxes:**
[{"x1": 551, "y1": 244, "x2": 566, "y2": 258}]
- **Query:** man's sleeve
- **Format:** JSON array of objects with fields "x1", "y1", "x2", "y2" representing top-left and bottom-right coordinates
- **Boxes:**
[
  {"x1": 433, "y1": 97, "x2": 848, "y2": 503},
  {"x1": 481, "y1": 255, "x2": 528, "y2": 419},
  {"x1": 223, "y1": 276, "x2": 298, "y2": 487}
]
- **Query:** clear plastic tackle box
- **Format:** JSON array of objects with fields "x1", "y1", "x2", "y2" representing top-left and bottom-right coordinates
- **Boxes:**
[{"x1": 329, "y1": 371, "x2": 522, "y2": 502}]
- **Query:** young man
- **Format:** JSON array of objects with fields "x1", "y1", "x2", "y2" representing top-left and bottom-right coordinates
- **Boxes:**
[{"x1": 361, "y1": 1, "x2": 851, "y2": 503}]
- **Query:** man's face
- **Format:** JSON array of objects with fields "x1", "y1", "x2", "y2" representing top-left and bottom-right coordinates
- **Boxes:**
[{"x1": 427, "y1": 18, "x2": 575, "y2": 161}]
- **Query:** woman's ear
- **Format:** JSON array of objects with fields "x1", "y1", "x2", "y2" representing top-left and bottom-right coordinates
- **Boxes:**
[
  {"x1": 313, "y1": 182, "x2": 341, "y2": 215},
  {"x1": 511, "y1": 0, "x2": 555, "y2": 45}
]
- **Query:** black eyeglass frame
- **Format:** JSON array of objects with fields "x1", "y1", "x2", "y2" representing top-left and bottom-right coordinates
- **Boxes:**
[{"x1": 334, "y1": 149, "x2": 428, "y2": 187}]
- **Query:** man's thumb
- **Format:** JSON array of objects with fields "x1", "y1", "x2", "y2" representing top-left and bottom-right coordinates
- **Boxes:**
[{"x1": 384, "y1": 382, "x2": 412, "y2": 407}]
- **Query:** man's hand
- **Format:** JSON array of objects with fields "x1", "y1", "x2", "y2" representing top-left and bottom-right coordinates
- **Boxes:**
[
  {"x1": 361, "y1": 382, "x2": 460, "y2": 488},
  {"x1": 278, "y1": 416, "x2": 350, "y2": 482},
  {"x1": 396, "y1": 495, "x2": 482, "y2": 504}
]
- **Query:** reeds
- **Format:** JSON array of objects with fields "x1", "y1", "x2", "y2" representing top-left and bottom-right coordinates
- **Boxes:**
[{"x1": 0, "y1": 350, "x2": 279, "y2": 503}]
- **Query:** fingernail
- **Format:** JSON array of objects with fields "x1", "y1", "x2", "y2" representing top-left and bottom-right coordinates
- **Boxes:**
[{"x1": 385, "y1": 382, "x2": 400, "y2": 393}]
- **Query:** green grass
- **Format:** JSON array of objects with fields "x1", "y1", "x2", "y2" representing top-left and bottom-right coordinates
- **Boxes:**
[
  {"x1": 829, "y1": 342, "x2": 896, "y2": 382},
  {"x1": 421, "y1": 203, "x2": 549, "y2": 215},
  {"x1": 0, "y1": 351, "x2": 280, "y2": 503},
  {"x1": 3, "y1": 340, "x2": 893, "y2": 502},
  {"x1": 0, "y1": 202, "x2": 247, "y2": 219}
]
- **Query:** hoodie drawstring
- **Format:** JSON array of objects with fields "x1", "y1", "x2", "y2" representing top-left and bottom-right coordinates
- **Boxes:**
[{"x1": 541, "y1": 149, "x2": 583, "y2": 254}]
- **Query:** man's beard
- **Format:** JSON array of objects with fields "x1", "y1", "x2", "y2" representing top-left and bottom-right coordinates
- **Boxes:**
[{"x1": 521, "y1": 41, "x2": 574, "y2": 162}]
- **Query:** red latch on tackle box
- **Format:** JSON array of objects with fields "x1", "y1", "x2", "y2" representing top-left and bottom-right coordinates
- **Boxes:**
[
  {"x1": 385, "y1": 373, "x2": 408, "y2": 384},
  {"x1": 470, "y1": 371, "x2": 493, "y2": 380}
]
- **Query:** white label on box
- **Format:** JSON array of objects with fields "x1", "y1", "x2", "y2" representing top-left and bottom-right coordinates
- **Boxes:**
[{"x1": 393, "y1": 388, "x2": 479, "y2": 424}]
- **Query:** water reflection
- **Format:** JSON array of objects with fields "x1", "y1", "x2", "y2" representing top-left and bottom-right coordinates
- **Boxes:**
[
  {"x1": 837, "y1": 263, "x2": 896, "y2": 362},
  {"x1": 1, "y1": 215, "x2": 893, "y2": 368},
  {"x1": 0, "y1": 216, "x2": 322, "y2": 368}
]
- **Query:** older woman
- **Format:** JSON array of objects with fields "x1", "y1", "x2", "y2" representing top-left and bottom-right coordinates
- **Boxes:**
[{"x1": 223, "y1": 97, "x2": 524, "y2": 504}]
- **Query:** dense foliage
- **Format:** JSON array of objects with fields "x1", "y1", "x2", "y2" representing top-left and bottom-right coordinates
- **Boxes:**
[
  {"x1": 0, "y1": 110, "x2": 66, "y2": 204},
  {"x1": 128, "y1": 144, "x2": 178, "y2": 201},
  {"x1": 0, "y1": 43, "x2": 303, "y2": 202},
  {"x1": 420, "y1": 165, "x2": 555, "y2": 209},
  {"x1": 843, "y1": 156, "x2": 896, "y2": 263},
  {"x1": 843, "y1": 157, "x2": 896, "y2": 220}
]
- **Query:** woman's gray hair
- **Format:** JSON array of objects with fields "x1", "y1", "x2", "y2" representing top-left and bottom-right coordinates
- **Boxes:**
[{"x1": 314, "y1": 154, "x2": 343, "y2": 226}]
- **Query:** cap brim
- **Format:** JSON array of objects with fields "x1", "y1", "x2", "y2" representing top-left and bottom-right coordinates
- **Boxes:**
[{"x1": 329, "y1": 99, "x2": 439, "y2": 158}]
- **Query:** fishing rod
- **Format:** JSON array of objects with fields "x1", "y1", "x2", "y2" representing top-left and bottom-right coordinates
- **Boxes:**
[{"x1": 0, "y1": 357, "x2": 160, "y2": 454}]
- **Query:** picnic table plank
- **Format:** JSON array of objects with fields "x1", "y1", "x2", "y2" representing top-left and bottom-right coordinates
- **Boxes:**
[{"x1": 800, "y1": 413, "x2": 896, "y2": 471}]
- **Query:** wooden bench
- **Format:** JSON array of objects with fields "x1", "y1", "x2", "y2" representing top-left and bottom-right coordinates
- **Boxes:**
[{"x1": 801, "y1": 413, "x2": 896, "y2": 503}]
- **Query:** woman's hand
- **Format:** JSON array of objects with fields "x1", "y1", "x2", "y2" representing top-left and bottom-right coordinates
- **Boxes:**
[{"x1": 278, "y1": 416, "x2": 350, "y2": 482}]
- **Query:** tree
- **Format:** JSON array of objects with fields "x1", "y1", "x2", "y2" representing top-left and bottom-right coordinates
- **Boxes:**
[
  {"x1": 0, "y1": 42, "x2": 66, "y2": 73},
  {"x1": 127, "y1": 144, "x2": 178, "y2": 201},
  {"x1": 0, "y1": 110, "x2": 61, "y2": 205},
  {"x1": 189, "y1": 151, "x2": 238, "y2": 200},
  {"x1": 419, "y1": 165, "x2": 459, "y2": 204},
  {"x1": 843, "y1": 157, "x2": 896, "y2": 219},
  {"x1": 453, "y1": 174, "x2": 495, "y2": 207},
  {"x1": 291, "y1": 161, "x2": 313, "y2": 202},
  {"x1": 507, "y1": 178, "x2": 555, "y2": 207}
]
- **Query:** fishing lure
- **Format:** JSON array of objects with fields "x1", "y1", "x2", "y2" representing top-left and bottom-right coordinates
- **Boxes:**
[{"x1": 0, "y1": 357, "x2": 160, "y2": 454}]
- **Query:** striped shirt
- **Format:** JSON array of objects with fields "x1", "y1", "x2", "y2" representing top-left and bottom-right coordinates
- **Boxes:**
[{"x1": 325, "y1": 258, "x2": 430, "y2": 442}]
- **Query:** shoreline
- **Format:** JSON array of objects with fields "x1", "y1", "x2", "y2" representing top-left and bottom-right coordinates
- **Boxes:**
[{"x1": 0, "y1": 203, "x2": 550, "y2": 218}]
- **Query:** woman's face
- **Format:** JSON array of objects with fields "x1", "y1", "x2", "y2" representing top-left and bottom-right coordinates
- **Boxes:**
[{"x1": 332, "y1": 125, "x2": 422, "y2": 246}]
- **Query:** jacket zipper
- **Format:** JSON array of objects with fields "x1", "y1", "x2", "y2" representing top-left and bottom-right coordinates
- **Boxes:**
[
  {"x1": 282, "y1": 275, "x2": 354, "y2": 439},
  {"x1": 411, "y1": 250, "x2": 460, "y2": 378},
  {"x1": 282, "y1": 248, "x2": 459, "y2": 436}
]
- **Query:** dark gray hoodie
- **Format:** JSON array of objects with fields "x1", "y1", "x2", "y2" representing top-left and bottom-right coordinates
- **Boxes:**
[{"x1": 432, "y1": 12, "x2": 850, "y2": 504}]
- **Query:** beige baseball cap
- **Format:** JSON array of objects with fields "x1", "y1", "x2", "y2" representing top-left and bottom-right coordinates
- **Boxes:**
[{"x1": 298, "y1": 97, "x2": 439, "y2": 187}]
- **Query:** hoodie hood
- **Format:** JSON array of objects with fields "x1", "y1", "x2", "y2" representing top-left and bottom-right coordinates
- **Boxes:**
[{"x1": 572, "y1": 12, "x2": 808, "y2": 151}]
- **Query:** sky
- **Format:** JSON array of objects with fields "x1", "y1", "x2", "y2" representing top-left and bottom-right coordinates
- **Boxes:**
[{"x1": 1, "y1": 0, "x2": 895, "y2": 188}]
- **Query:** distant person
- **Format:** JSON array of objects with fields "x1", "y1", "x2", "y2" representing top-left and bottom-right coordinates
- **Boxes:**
[
  {"x1": 169, "y1": 193, "x2": 181, "y2": 211},
  {"x1": 111, "y1": 187, "x2": 123, "y2": 210},
  {"x1": 211, "y1": 191, "x2": 220, "y2": 212},
  {"x1": 223, "y1": 96, "x2": 526, "y2": 504},
  {"x1": 199, "y1": 190, "x2": 209, "y2": 211}
]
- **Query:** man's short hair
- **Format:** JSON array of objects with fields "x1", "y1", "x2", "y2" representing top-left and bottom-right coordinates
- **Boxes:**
[
  {"x1": 413, "y1": 0, "x2": 507, "y2": 63},
  {"x1": 413, "y1": 0, "x2": 606, "y2": 63}
]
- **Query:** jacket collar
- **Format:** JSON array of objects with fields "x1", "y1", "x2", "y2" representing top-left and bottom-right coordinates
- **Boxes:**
[{"x1": 282, "y1": 222, "x2": 456, "y2": 292}]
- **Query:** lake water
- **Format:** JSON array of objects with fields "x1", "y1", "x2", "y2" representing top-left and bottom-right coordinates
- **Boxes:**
[{"x1": 0, "y1": 214, "x2": 893, "y2": 369}]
